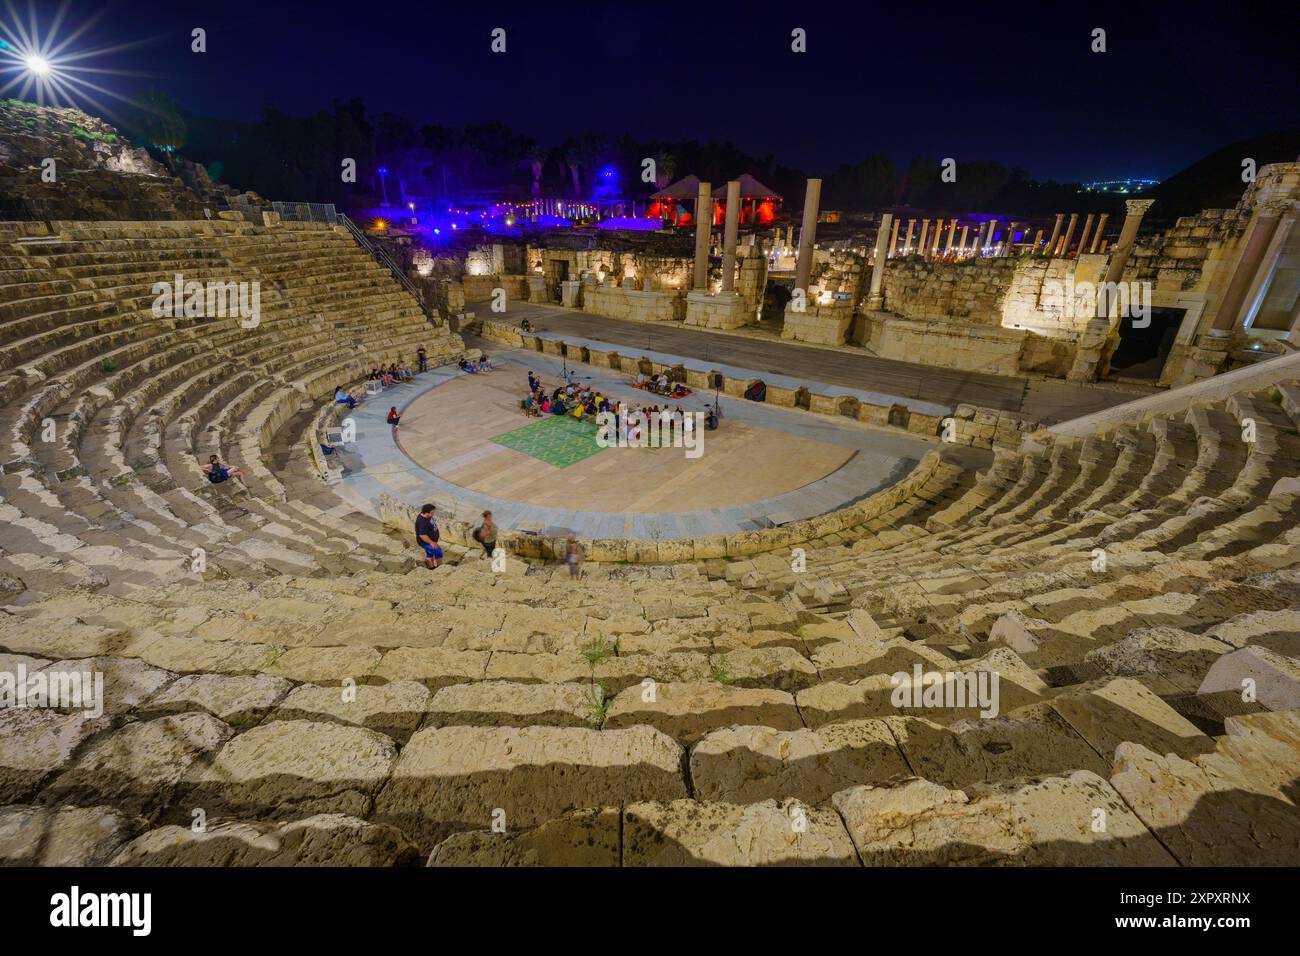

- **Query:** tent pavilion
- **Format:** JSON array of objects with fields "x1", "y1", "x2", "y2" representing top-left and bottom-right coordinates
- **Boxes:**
[
  {"x1": 715, "y1": 173, "x2": 783, "y2": 225},
  {"x1": 647, "y1": 175, "x2": 707, "y2": 226},
  {"x1": 648, "y1": 174, "x2": 784, "y2": 226}
]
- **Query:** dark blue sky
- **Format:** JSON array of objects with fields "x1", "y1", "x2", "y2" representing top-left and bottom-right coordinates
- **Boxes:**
[{"x1": 9, "y1": 0, "x2": 1299, "y2": 182}]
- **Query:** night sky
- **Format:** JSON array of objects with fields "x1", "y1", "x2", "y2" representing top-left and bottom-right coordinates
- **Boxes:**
[{"x1": 9, "y1": 0, "x2": 1300, "y2": 183}]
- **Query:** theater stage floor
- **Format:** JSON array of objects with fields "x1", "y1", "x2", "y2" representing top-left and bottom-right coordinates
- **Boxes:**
[
  {"x1": 336, "y1": 350, "x2": 991, "y2": 540},
  {"x1": 395, "y1": 372, "x2": 855, "y2": 514}
]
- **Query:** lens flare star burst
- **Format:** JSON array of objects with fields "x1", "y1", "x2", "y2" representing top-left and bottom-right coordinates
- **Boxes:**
[{"x1": 0, "y1": 0, "x2": 151, "y2": 112}]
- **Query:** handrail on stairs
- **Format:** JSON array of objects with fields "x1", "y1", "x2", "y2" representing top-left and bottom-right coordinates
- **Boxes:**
[{"x1": 337, "y1": 212, "x2": 440, "y2": 327}]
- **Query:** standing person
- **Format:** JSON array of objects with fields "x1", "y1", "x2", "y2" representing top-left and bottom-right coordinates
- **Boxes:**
[
  {"x1": 473, "y1": 510, "x2": 498, "y2": 557},
  {"x1": 564, "y1": 534, "x2": 583, "y2": 579},
  {"x1": 415, "y1": 503, "x2": 442, "y2": 570},
  {"x1": 417, "y1": 346, "x2": 428, "y2": 373}
]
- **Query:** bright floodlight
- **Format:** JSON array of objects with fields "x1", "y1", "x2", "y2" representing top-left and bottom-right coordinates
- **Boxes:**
[{"x1": 23, "y1": 53, "x2": 50, "y2": 75}]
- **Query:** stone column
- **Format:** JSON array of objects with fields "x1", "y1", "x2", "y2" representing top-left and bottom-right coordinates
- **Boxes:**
[
  {"x1": 1044, "y1": 213, "x2": 1064, "y2": 258},
  {"x1": 944, "y1": 219, "x2": 957, "y2": 256},
  {"x1": 867, "y1": 213, "x2": 893, "y2": 310},
  {"x1": 932, "y1": 219, "x2": 945, "y2": 256},
  {"x1": 1032, "y1": 228, "x2": 1043, "y2": 253},
  {"x1": 1099, "y1": 200, "x2": 1154, "y2": 304},
  {"x1": 959, "y1": 225, "x2": 970, "y2": 256},
  {"x1": 918, "y1": 219, "x2": 931, "y2": 259},
  {"x1": 793, "y1": 178, "x2": 821, "y2": 296},
  {"x1": 1067, "y1": 199, "x2": 1155, "y2": 382},
  {"x1": 692, "y1": 181, "x2": 712, "y2": 290},
  {"x1": 1061, "y1": 213, "x2": 1078, "y2": 258},
  {"x1": 1002, "y1": 222, "x2": 1017, "y2": 256},
  {"x1": 889, "y1": 216, "x2": 901, "y2": 257},
  {"x1": 974, "y1": 222, "x2": 989, "y2": 256},
  {"x1": 1089, "y1": 213, "x2": 1109, "y2": 253},
  {"x1": 1212, "y1": 200, "x2": 1287, "y2": 331},
  {"x1": 903, "y1": 219, "x2": 915, "y2": 256},
  {"x1": 1077, "y1": 214, "x2": 1095, "y2": 256},
  {"x1": 720, "y1": 179, "x2": 741, "y2": 292}
]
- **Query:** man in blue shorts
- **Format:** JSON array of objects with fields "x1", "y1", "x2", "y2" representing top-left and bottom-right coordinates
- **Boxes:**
[
  {"x1": 415, "y1": 503, "x2": 442, "y2": 569},
  {"x1": 201, "y1": 454, "x2": 250, "y2": 492}
]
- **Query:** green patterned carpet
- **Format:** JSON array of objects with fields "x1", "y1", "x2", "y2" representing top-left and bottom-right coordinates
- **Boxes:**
[{"x1": 490, "y1": 415, "x2": 607, "y2": 468}]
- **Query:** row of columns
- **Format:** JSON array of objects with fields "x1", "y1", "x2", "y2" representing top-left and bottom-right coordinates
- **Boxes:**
[{"x1": 877, "y1": 212, "x2": 1114, "y2": 262}]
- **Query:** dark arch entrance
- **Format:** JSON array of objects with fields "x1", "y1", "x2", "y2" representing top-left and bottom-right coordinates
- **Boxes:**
[{"x1": 1108, "y1": 307, "x2": 1182, "y2": 380}]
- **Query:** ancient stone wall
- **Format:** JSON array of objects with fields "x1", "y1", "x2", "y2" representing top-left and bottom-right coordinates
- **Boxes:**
[
  {"x1": 880, "y1": 257, "x2": 1016, "y2": 326},
  {"x1": 462, "y1": 274, "x2": 529, "y2": 303},
  {"x1": 862, "y1": 314, "x2": 1029, "y2": 376},
  {"x1": 584, "y1": 286, "x2": 685, "y2": 322},
  {"x1": 377, "y1": 448, "x2": 955, "y2": 561},
  {"x1": 809, "y1": 249, "x2": 867, "y2": 300}
]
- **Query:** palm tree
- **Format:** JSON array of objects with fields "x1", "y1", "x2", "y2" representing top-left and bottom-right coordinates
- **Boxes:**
[
  {"x1": 564, "y1": 147, "x2": 584, "y2": 198},
  {"x1": 654, "y1": 150, "x2": 677, "y2": 189},
  {"x1": 523, "y1": 143, "x2": 546, "y2": 198}
]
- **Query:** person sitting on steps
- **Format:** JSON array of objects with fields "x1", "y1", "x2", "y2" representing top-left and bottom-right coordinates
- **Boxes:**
[
  {"x1": 201, "y1": 454, "x2": 250, "y2": 492},
  {"x1": 335, "y1": 386, "x2": 357, "y2": 409},
  {"x1": 387, "y1": 406, "x2": 400, "y2": 429}
]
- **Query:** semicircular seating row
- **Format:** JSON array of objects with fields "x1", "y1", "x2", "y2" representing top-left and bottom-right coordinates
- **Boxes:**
[
  {"x1": 0, "y1": 219, "x2": 467, "y2": 593},
  {"x1": 1, "y1": 219, "x2": 1299, "y2": 866}
]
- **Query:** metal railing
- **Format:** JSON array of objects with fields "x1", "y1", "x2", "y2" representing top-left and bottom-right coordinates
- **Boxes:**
[
  {"x1": 272, "y1": 201, "x2": 338, "y2": 223},
  {"x1": 336, "y1": 212, "x2": 438, "y2": 326}
]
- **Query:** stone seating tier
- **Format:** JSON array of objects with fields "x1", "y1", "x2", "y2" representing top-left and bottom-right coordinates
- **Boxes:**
[{"x1": 0, "y1": 217, "x2": 1298, "y2": 866}]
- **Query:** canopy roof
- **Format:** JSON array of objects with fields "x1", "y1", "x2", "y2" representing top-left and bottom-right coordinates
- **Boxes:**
[
  {"x1": 726, "y1": 173, "x2": 782, "y2": 200},
  {"x1": 649, "y1": 175, "x2": 707, "y2": 202},
  {"x1": 651, "y1": 173, "x2": 782, "y2": 203}
]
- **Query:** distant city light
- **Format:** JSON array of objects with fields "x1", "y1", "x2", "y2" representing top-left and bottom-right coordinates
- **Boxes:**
[{"x1": 1081, "y1": 178, "x2": 1160, "y2": 194}]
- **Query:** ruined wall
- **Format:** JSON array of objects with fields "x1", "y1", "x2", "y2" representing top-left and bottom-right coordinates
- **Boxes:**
[
  {"x1": 465, "y1": 243, "x2": 505, "y2": 277},
  {"x1": 862, "y1": 314, "x2": 1028, "y2": 376},
  {"x1": 878, "y1": 214, "x2": 1247, "y2": 352},
  {"x1": 584, "y1": 286, "x2": 685, "y2": 322},
  {"x1": 736, "y1": 252, "x2": 767, "y2": 323},
  {"x1": 880, "y1": 257, "x2": 1016, "y2": 326},
  {"x1": 462, "y1": 274, "x2": 529, "y2": 303},
  {"x1": 809, "y1": 249, "x2": 867, "y2": 300}
]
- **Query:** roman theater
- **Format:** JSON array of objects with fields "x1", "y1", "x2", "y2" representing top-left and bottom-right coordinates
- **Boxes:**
[{"x1": 1, "y1": 68, "x2": 1299, "y2": 872}]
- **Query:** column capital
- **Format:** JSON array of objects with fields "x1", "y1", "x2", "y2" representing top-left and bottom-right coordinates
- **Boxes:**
[
  {"x1": 1254, "y1": 198, "x2": 1294, "y2": 218},
  {"x1": 1124, "y1": 199, "x2": 1155, "y2": 217}
]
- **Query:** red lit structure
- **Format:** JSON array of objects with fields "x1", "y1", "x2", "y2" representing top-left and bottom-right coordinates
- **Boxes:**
[{"x1": 648, "y1": 174, "x2": 783, "y2": 226}]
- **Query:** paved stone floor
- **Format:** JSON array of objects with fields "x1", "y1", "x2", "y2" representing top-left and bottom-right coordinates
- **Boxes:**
[
  {"x1": 469, "y1": 300, "x2": 1158, "y2": 424},
  {"x1": 333, "y1": 349, "x2": 989, "y2": 540},
  {"x1": 396, "y1": 367, "x2": 857, "y2": 513}
]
